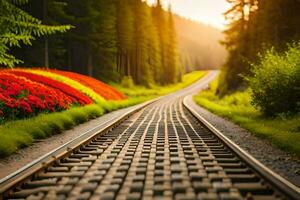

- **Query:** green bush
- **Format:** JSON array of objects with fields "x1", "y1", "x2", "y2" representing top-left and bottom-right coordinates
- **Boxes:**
[
  {"x1": 121, "y1": 76, "x2": 135, "y2": 88},
  {"x1": 194, "y1": 86, "x2": 300, "y2": 156},
  {"x1": 248, "y1": 43, "x2": 300, "y2": 116}
]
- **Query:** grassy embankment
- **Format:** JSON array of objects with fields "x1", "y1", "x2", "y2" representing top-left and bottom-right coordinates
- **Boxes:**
[
  {"x1": 0, "y1": 71, "x2": 207, "y2": 157},
  {"x1": 194, "y1": 78, "x2": 300, "y2": 157}
]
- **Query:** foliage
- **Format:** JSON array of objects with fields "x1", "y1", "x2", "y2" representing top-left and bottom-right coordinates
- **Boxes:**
[
  {"x1": 63, "y1": 0, "x2": 118, "y2": 78},
  {"x1": 219, "y1": 0, "x2": 300, "y2": 95},
  {"x1": 49, "y1": 69, "x2": 126, "y2": 100},
  {"x1": 120, "y1": 76, "x2": 135, "y2": 88},
  {"x1": 248, "y1": 43, "x2": 300, "y2": 116},
  {"x1": 218, "y1": 0, "x2": 257, "y2": 95},
  {"x1": 151, "y1": 1, "x2": 181, "y2": 84},
  {"x1": 194, "y1": 79, "x2": 300, "y2": 156},
  {"x1": 0, "y1": 0, "x2": 71, "y2": 67},
  {"x1": 14, "y1": 0, "x2": 182, "y2": 86},
  {"x1": 0, "y1": 72, "x2": 80, "y2": 121},
  {"x1": 116, "y1": 0, "x2": 134, "y2": 78}
]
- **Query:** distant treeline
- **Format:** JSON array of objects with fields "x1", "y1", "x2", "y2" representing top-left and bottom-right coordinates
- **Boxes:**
[
  {"x1": 174, "y1": 16, "x2": 227, "y2": 72},
  {"x1": 220, "y1": 0, "x2": 300, "y2": 95},
  {"x1": 13, "y1": 0, "x2": 181, "y2": 86}
]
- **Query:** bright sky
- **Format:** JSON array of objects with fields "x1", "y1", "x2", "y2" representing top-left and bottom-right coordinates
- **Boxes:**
[{"x1": 146, "y1": 0, "x2": 231, "y2": 29}]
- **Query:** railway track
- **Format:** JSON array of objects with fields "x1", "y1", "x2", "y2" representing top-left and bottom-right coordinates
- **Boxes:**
[{"x1": 1, "y1": 72, "x2": 300, "y2": 200}]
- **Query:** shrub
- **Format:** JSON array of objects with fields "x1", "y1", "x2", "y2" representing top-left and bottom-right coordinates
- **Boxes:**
[
  {"x1": 121, "y1": 76, "x2": 135, "y2": 88},
  {"x1": 248, "y1": 43, "x2": 300, "y2": 116}
]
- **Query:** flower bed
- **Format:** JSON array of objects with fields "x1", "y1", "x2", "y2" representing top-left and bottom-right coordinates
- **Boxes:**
[
  {"x1": 0, "y1": 68, "x2": 127, "y2": 123},
  {"x1": 0, "y1": 73, "x2": 79, "y2": 120},
  {"x1": 5, "y1": 70, "x2": 93, "y2": 105},
  {"x1": 27, "y1": 69, "x2": 105, "y2": 103},
  {"x1": 49, "y1": 69, "x2": 127, "y2": 100}
]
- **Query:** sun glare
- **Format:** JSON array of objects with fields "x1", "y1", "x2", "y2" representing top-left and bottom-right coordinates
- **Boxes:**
[{"x1": 146, "y1": 0, "x2": 231, "y2": 29}]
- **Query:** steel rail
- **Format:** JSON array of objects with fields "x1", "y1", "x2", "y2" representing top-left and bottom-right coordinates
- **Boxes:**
[
  {"x1": 183, "y1": 95, "x2": 300, "y2": 199},
  {"x1": 0, "y1": 71, "x2": 217, "y2": 197},
  {"x1": 0, "y1": 97, "x2": 158, "y2": 196},
  {"x1": 2, "y1": 71, "x2": 299, "y2": 199}
]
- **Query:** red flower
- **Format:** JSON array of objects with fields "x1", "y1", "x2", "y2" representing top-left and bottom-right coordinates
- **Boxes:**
[
  {"x1": 47, "y1": 69, "x2": 127, "y2": 100},
  {"x1": 4, "y1": 70, "x2": 93, "y2": 105},
  {"x1": 0, "y1": 72, "x2": 85, "y2": 120}
]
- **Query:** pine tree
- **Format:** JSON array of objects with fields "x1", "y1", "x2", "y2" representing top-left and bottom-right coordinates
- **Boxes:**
[
  {"x1": 117, "y1": 0, "x2": 134, "y2": 78},
  {"x1": 166, "y1": 6, "x2": 181, "y2": 83},
  {"x1": 61, "y1": 0, "x2": 117, "y2": 79},
  {"x1": 218, "y1": 0, "x2": 256, "y2": 95},
  {"x1": 152, "y1": 0, "x2": 167, "y2": 84},
  {"x1": 11, "y1": 0, "x2": 71, "y2": 69},
  {"x1": 147, "y1": 27, "x2": 162, "y2": 84},
  {"x1": 3, "y1": 0, "x2": 182, "y2": 85},
  {"x1": 131, "y1": 0, "x2": 154, "y2": 86},
  {"x1": 0, "y1": 0, "x2": 71, "y2": 67},
  {"x1": 145, "y1": 4, "x2": 162, "y2": 85},
  {"x1": 219, "y1": 0, "x2": 300, "y2": 95},
  {"x1": 255, "y1": 0, "x2": 300, "y2": 51},
  {"x1": 91, "y1": 0, "x2": 117, "y2": 79}
]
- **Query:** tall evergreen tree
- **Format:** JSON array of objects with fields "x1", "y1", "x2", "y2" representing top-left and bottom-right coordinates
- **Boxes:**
[
  {"x1": 12, "y1": 0, "x2": 71, "y2": 68},
  {"x1": 218, "y1": 0, "x2": 257, "y2": 95},
  {"x1": 255, "y1": 0, "x2": 300, "y2": 51},
  {"x1": 116, "y1": 0, "x2": 134, "y2": 78},
  {"x1": 143, "y1": 3, "x2": 162, "y2": 85},
  {"x1": 152, "y1": 0, "x2": 167, "y2": 84},
  {"x1": 91, "y1": 0, "x2": 117, "y2": 79},
  {"x1": 61, "y1": 0, "x2": 117, "y2": 79},
  {"x1": 0, "y1": 0, "x2": 70, "y2": 67},
  {"x1": 219, "y1": 0, "x2": 300, "y2": 95},
  {"x1": 166, "y1": 6, "x2": 181, "y2": 83},
  {"x1": 4, "y1": 0, "x2": 183, "y2": 85},
  {"x1": 131, "y1": 0, "x2": 154, "y2": 86}
]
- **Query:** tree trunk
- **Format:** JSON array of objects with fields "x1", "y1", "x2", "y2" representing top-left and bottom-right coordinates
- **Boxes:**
[
  {"x1": 126, "y1": 50, "x2": 130, "y2": 76},
  {"x1": 45, "y1": 38, "x2": 49, "y2": 68},
  {"x1": 43, "y1": 0, "x2": 49, "y2": 68},
  {"x1": 67, "y1": 37, "x2": 72, "y2": 71},
  {"x1": 87, "y1": 54, "x2": 93, "y2": 77}
]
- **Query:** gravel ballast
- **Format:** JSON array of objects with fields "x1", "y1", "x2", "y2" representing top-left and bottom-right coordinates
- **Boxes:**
[{"x1": 187, "y1": 96, "x2": 300, "y2": 187}]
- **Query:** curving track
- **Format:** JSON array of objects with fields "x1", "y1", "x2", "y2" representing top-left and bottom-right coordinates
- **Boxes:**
[{"x1": 1, "y1": 72, "x2": 300, "y2": 200}]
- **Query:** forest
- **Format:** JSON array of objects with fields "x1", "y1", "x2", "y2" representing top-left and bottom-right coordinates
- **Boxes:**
[
  {"x1": 1, "y1": 0, "x2": 299, "y2": 115},
  {"x1": 175, "y1": 16, "x2": 227, "y2": 72},
  {"x1": 0, "y1": 0, "x2": 176, "y2": 86},
  {"x1": 1, "y1": 0, "x2": 225, "y2": 87},
  {"x1": 219, "y1": 0, "x2": 300, "y2": 96},
  {"x1": 194, "y1": 0, "x2": 300, "y2": 156}
]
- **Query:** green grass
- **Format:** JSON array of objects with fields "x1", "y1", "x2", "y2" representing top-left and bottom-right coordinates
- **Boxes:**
[
  {"x1": 115, "y1": 71, "x2": 207, "y2": 98},
  {"x1": 0, "y1": 97, "x2": 153, "y2": 157},
  {"x1": 0, "y1": 104, "x2": 103, "y2": 157},
  {"x1": 194, "y1": 78, "x2": 300, "y2": 157},
  {"x1": 0, "y1": 71, "x2": 207, "y2": 157}
]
